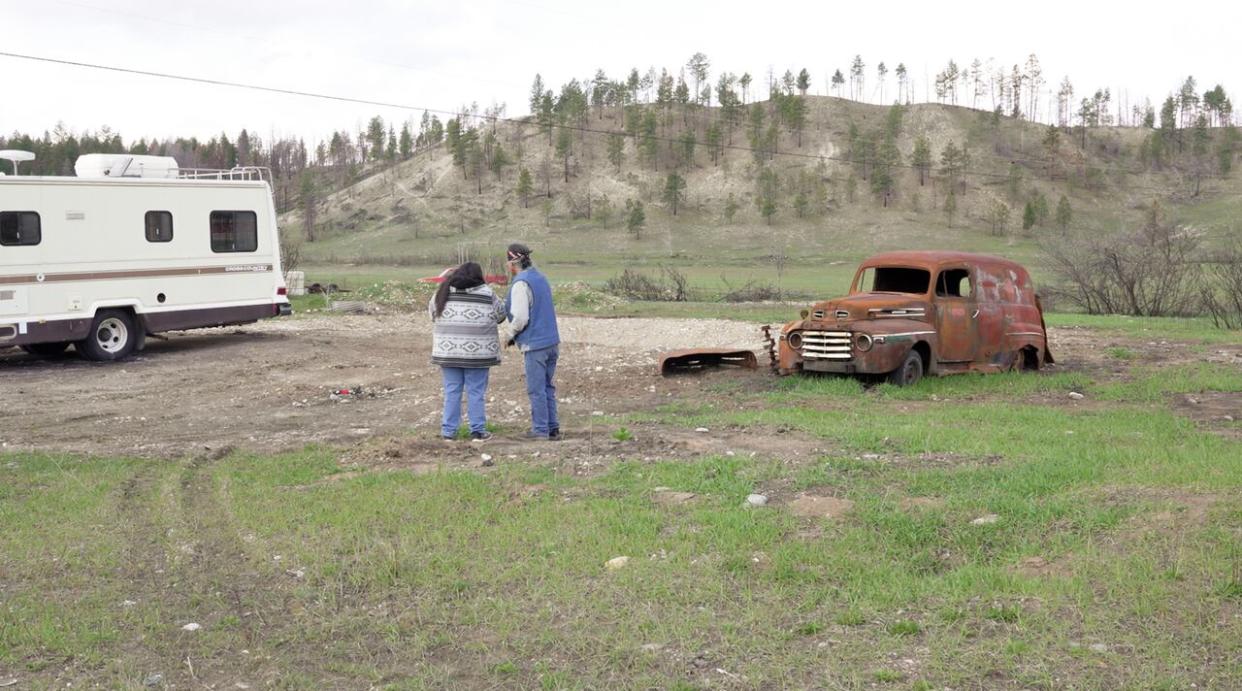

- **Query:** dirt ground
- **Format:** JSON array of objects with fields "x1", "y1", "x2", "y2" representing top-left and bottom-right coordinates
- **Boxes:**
[
  {"x1": 2, "y1": 315, "x2": 1239, "y2": 461},
  {"x1": 0, "y1": 315, "x2": 772, "y2": 459}
]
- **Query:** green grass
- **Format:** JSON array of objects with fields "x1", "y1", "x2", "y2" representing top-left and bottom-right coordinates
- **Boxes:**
[
  {"x1": 2, "y1": 354, "x2": 1239, "y2": 687},
  {"x1": 1045, "y1": 312, "x2": 1242, "y2": 344}
]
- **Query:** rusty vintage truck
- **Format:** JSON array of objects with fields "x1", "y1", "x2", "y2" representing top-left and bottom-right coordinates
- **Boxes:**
[{"x1": 776, "y1": 251, "x2": 1053, "y2": 386}]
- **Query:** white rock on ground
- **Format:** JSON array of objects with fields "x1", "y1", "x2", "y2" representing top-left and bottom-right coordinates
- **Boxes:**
[
  {"x1": 971, "y1": 514, "x2": 1000, "y2": 525},
  {"x1": 605, "y1": 556, "x2": 631, "y2": 570},
  {"x1": 181, "y1": 622, "x2": 201, "y2": 631},
  {"x1": 746, "y1": 494, "x2": 768, "y2": 507}
]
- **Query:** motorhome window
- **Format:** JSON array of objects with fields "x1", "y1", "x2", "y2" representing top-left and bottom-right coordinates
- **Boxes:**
[
  {"x1": 935, "y1": 268, "x2": 973, "y2": 298},
  {"x1": 145, "y1": 211, "x2": 173, "y2": 242},
  {"x1": 0, "y1": 212, "x2": 41, "y2": 246},
  {"x1": 866, "y1": 267, "x2": 930, "y2": 294},
  {"x1": 209, "y1": 211, "x2": 258, "y2": 252}
]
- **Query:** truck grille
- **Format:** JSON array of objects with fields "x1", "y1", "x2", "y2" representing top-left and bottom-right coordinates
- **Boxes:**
[{"x1": 800, "y1": 330, "x2": 852, "y2": 360}]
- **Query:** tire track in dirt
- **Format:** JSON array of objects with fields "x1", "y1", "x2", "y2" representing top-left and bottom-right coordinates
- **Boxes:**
[{"x1": 160, "y1": 449, "x2": 285, "y2": 688}]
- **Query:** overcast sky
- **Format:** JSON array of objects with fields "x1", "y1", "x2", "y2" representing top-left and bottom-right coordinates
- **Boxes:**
[{"x1": 3, "y1": 0, "x2": 1239, "y2": 147}]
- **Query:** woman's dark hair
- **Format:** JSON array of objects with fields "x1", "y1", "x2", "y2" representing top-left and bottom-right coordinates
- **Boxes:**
[{"x1": 432, "y1": 262, "x2": 485, "y2": 318}]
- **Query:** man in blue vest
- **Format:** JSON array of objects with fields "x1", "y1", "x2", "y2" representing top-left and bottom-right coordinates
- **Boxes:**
[{"x1": 504, "y1": 243, "x2": 562, "y2": 440}]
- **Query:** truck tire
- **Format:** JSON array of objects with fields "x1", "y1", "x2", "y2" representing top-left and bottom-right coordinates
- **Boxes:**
[
  {"x1": 77, "y1": 310, "x2": 138, "y2": 361},
  {"x1": 887, "y1": 350, "x2": 924, "y2": 387},
  {"x1": 20, "y1": 341, "x2": 72, "y2": 357}
]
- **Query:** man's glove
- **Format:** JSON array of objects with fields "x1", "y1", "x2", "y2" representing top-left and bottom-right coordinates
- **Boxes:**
[{"x1": 504, "y1": 337, "x2": 516, "y2": 349}]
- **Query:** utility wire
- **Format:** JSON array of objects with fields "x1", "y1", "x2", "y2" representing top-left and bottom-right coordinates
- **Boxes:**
[{"x1": 0, "y1": 50, "x2": 1213, "y2": 194}]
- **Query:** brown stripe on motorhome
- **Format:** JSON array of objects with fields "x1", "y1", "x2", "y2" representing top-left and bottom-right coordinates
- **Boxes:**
[{"x1": 0, "y1": 264, "x2": 272, "y2": 285}]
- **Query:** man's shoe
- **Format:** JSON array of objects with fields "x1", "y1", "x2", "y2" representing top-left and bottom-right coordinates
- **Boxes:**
[
  {"x1": 524, "y1": 431, "x2": 551, "y2": 440},
  {"x1": 470, "y1": 431, "x2": 493, "y2": 441},
  {"x1": 441, "y1": 435, "x2": 456, "y2": 441},
  {"x1": 549, "y1": 429, "x2": 562, "y2": 441}
]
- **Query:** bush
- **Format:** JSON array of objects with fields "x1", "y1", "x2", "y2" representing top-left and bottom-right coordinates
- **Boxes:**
[
  {"x1": 1201, "y1": 236, "x2": 1242, "y2": 329},
  {"x1": 603, "y1": 268, "x2": 689, "y2": 302},
  {"x1": 1043, "y1": 202, "x2": 1202, "y2": 317},
  {"x1": 721, "y1": 279, "x2": 782, "y2": 303}
]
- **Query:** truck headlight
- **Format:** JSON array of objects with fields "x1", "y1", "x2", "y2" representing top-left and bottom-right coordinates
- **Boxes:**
[
  {"x1": 787, "y1": 331, "x2": 803, "y2": 350},
  {"x1": 855, "y1": 333, "x2": 873, "y2": 352}
]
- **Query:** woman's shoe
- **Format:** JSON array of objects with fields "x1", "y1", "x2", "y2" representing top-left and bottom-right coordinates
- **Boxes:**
[{"x1": 470, "y1": 431, "x2": 493, "y2": 441}]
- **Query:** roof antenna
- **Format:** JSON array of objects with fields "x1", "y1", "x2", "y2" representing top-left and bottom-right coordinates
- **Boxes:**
[{"x1": 0, "y1": 149, "x2": 36, "y2": 175}]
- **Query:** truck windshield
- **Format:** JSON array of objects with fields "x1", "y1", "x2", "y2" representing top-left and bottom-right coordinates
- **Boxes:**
[{"x1": 856, "y1": 267, "x2": 931, "y2": 294}]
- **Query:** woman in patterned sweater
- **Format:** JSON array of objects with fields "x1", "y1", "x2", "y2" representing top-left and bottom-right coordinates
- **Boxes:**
[{"x1": 429, "y1": 262, "x2": 506, "y2": 440}]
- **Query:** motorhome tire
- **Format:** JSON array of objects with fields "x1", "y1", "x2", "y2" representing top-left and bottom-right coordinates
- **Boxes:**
[
  {"x1": 887, "y1": 350, "x2": 924, "y2": 387},
  {"x1": 20, "y1": 341, "x2": 72, "y2": 357},
  {"x1": 78, "y1": 310, "x2": 137, "y2": 361}
]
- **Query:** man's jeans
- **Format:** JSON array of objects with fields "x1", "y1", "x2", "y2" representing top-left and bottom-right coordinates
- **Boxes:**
[
  {"x1": 523, "y1": 345, "x2": 559, "y2": 436},
  {"x1": 441, "y1": 366, "x2": 490, "y2": 437}
]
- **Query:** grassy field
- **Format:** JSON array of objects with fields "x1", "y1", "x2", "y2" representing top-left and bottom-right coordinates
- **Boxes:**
[{"x1": 2, "y1": 314, "x2": 1240, "y2": 688}]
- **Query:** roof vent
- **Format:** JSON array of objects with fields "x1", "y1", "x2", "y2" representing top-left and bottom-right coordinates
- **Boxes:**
[{"x1": 74, "y1": 154, "x2": 180, "y2": 179}]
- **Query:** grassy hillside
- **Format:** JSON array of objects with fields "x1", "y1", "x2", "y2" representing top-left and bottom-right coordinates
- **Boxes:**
[{"x1": 285, "y1": 97, "x2": 1241, "y2": 298}]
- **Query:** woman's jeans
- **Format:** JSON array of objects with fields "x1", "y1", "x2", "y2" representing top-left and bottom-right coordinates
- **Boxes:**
[{"x1": 441, "y1": 366, "x2": 490, "y2": 437}]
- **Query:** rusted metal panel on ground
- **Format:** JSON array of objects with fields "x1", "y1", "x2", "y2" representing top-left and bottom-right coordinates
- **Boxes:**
[
  {"x1": 659, "y1": 348, "x2": 758, "y2": 376},
  {"x1": 775, "y1": 251, "x2": 1053, "y2": 385}
]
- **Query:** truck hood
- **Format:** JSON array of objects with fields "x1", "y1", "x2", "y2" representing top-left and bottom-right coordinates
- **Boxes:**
[{"x1": 807, "y1": 293, "x2": 930, "y2": 323}]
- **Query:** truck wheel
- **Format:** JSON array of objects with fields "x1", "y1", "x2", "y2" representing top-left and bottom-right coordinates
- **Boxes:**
[
  {"x1": 20, "y1": 341, "x2": 71, "y2": 357},
  {"x1": 887, "y1": 350, "x2": 924, "y2": 387},
  {"x1": 77, "y1": 310, "x2": 137, "y2": 361}
]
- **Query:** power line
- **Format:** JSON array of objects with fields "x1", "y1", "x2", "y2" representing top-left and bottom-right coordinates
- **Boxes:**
[
  {"x1": 45, "y1": 0, "x2": 518, "y2": 94},
  {"x1": 0, "y1": 49, "x2": 1210, "y2": 195}
]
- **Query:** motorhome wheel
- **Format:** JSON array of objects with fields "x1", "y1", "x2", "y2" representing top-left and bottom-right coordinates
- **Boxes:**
[{"x1": 78, "y1": 310, "x2": 137, "y2": 361}]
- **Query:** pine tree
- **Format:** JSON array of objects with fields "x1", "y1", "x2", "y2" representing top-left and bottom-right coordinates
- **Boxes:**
[
  {"x1": 1006, "y1": 162, "x2": 1022, "y2": 201},
  {"x1": 911, "y1": 135, "x2": 932, "y2": 186},
  {"x1": 989, "y1": 200, "x2": 1011, "y2": 236},
  {"x1": 939, "y1": 141, "x2": 965, "y2": 193},
  {"x1": 299, "y1": 170, "x2": 317, "y2": 241},
  {"x1": 366, "y1": 116, "x2": 386, "y2": 161},
  {"x1": 663, "y1": 173, "x2": 687, "y2": 215},
  {"x1": 877, "y1": 62, "x2": 888, "y2": 103},
  {"x1": 555, "y1": 126, "x2": 573, "y2": 183},
  {"x1": 1192, "y1": 113, "x2": 1211, "y2": 195},
  {"x1": 871, "y1": 137, "x2": 901, "y2": 206},
  {"x1": 529, "y1": 74, "x2": 545, "y2": 114},
  {"x1": 756, "y1": 167, "x2": 779, "y2": 224},
  {"x1": 679, "y1": 131, "x2": 696, "y2": 168},
  {"x1": 944, "y1": 188, "x2": 957, "y2": 227},
  {"x1": 516, "y1": 167, "x2": 533, "y2": 208},
  {"x1": 625, "y1": 199, "x2": 645, "y2": 238},
  {"x1": 1041, "y1": 125, "x2": 1060, "y2": 179},
  {"x1": 1022, "y1": 201, "x2": 1037, "y2": 232},
  {"x1": 1034, "y1": 193, "x2": 1049, "y2": 226},
  {"x1": 1055, "y1": 195, "x2": 1072, "y2": 231},
  {"x1": 399, "y1": 122, "x2": 413, "y2": 159},
  {"x1": 687, "y1": 52, "x2": 710, "y2": 106},
  {"x1": 705, "y1": 123, "x2": 723, "y2": 165},
  {"x1": 606, "y1": 133, "x2": 625, "y2": 172},
  {"x1": 831, "y1": 70, "x2": 846, "y2": 97},
  {"x1": 796, "y1": 68, "x2": 811, "y2": 96},
  {"x1": 849, "y1": 55, "x2": 865, "y2": 101}
]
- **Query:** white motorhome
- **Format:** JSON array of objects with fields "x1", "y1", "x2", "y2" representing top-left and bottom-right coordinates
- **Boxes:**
[{"x1": 0, "y1": 152, "x2": 291, "y2": 361}]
